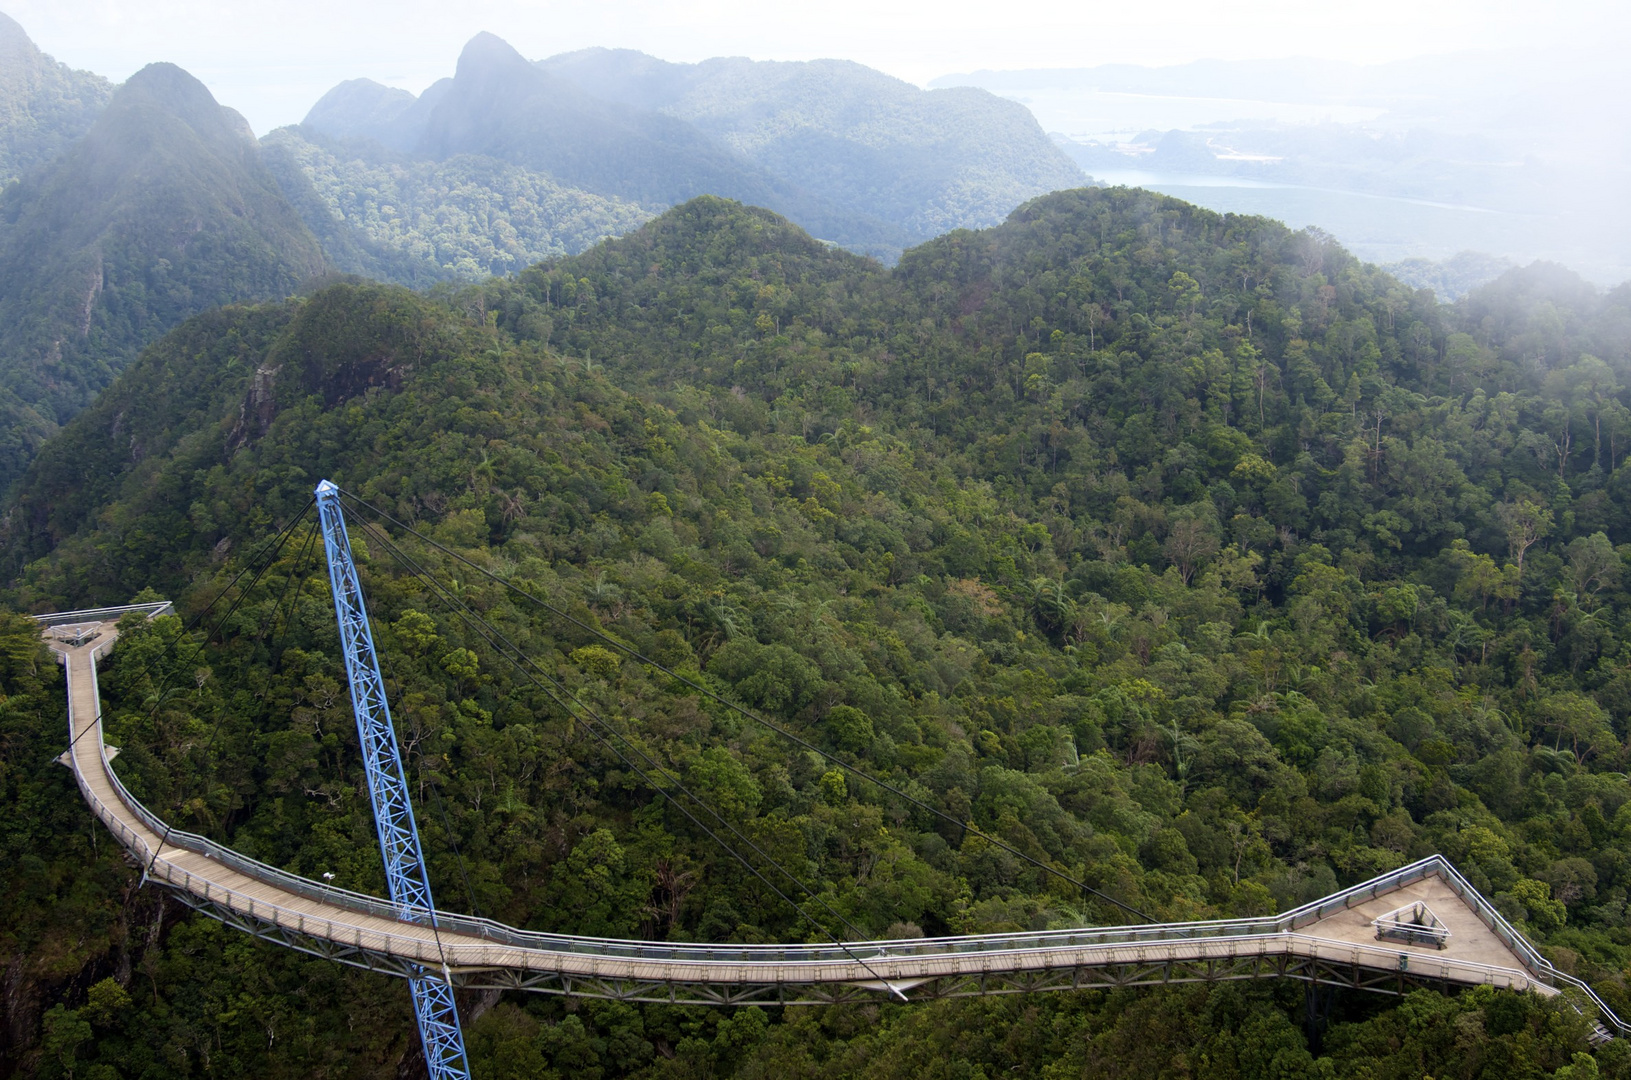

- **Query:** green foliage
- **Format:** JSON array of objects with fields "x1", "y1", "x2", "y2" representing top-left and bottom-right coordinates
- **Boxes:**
[
  {"x1": 262, "y1": 126, "x2": 652, "y2": 281},
  {"x1": 538, "y1": 48, "x2": 1086, "y2": 241},
  {"x1": 0, "y1": 14, "x2": 111, "y2": 186},
  {"x1": 572, "y1": 644, "x2": 624, "y2": 680},
  {"x1": 1513, "y1": 877, "x2": 1569, "y2": 931},
  {"x1": 7, "y1": 190, "x2": 1631, "y2": 1075},
  {"x1": 0, "y1": 62, "x2": 326, "y2": 491},
  {"x1": 306, "y1": 39, "x2": 1084, "y2": 264},
  {"x1": 825, "y1": 705, "x2": 875, "y2": 752}
]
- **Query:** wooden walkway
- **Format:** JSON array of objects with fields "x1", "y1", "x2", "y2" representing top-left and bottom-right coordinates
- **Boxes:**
[{"x1": 43, "y1": 610, "x2": 1631, "y2": 1022}]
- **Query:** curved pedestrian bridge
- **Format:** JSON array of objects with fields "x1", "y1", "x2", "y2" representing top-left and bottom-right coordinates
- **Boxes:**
[{"x1": 43, "y1": 607, "x2": 1631, "y2": 1028}]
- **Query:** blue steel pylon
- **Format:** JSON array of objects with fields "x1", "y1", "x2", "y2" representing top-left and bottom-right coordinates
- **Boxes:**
[{"x1": 314, "y1": 480, "x2": 471, "y2": 1080}]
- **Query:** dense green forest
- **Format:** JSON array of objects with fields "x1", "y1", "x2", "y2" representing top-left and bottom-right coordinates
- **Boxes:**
[
  {"x1": 6, "y1": 189, "x2": 1631, "y2": 1078},
  {"x1": 0, "y1": 12, "x2": 109, "y2": 186},
  {"x1": 304, "y1": 34, "x2": 1084, "y2": 262},
  {"x1": 0, "y1": 61, "x2": 326, "y2": 493},
  {"x1": 536, "y1": 48, "x2": 1087, "y2": 239},
  {"x1": 262, "y1": 126, "x2": 653, "y2": 279}
]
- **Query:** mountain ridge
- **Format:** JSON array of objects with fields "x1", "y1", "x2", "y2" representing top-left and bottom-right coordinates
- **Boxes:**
[
  {"x1": 6, "y1": 190, "x2": 1631, "y2": 1077},
  {"x1": 539, "y1": 47, "x2": 1086, "y2": 236},
  {"x1": 0, "y1": 10, "x2": 112, "y2": 184},
  {"x1": 302, "y1": 34, "x2": 1083, "y2": 261},
  {"x1": 0, "y1": 60, "x2": 327, "y2": 490}
]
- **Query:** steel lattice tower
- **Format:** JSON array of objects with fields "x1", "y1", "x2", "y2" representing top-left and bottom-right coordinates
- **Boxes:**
[{"x1": 315, "y1": 480, "x2": 471, "y2": 1080}]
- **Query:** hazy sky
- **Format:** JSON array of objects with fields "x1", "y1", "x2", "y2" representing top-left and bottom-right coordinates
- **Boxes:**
[{"x1": 5, "y1": 0, "x2": 1626, "y2": 135}]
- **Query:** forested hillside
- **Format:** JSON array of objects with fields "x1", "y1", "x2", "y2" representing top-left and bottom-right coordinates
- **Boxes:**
[
  {"x1": 1382, "y1": 251, "x2": 1516, "y2": 301},
  {"x1": 6, "y1": 189, "x2": 1631, "y2": 1078},
  {"x1": 538, "y1": 48, "x2": 1087, "y2": 239},
  {"x1": 0, "y1": 7, "x2": 1097, "y2": 501},
  {"x1": 0, "y1": 12, "x2": 110, "y2": 185},
  {"x1": 301, "y1": 34, "x2": 1084, "y2": 264},
  {"x1": 305, "y1": 33, "x2": 900, "y2": 259},
  {"x1": 0, "y1": 61, "x2": 327, "y2": 493},
  {"x1": 261, "y1": 125, "x2": 653, "y2": 280}
]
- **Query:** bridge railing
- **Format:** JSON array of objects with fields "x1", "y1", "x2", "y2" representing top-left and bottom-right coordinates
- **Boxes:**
[
  {"x1": 1272, "y1": 856, "x2": 1631, "y2": 1035},
  {"x1": 61, "y1": 627, "x2": 1631, "y2": 1028},
  {"x1": 89, "y1": 719, "x2": 1631, "y2": 988},
  {"x1": 1277, "y1": 857, "x2": 1548, "y2": 971},
  {"x1": 35, "y1": 601, "x2": 173, "y2": 627}
]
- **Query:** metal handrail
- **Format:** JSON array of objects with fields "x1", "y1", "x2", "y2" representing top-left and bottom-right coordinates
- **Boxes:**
[
  {"x1": 34, "y1": 601, "x2": 173, "y2": 627},
  {"x1": 56, "y1": 625, "x2": 1631, "y2": 1028}
]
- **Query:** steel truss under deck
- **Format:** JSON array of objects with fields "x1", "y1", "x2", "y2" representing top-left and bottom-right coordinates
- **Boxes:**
[
  {"x1": 159, "y1": 882, "x2": 1544, "y2": 1008},
  {"x1": 41, "y1": 580, "x2": 1631, "y2": 1050}
]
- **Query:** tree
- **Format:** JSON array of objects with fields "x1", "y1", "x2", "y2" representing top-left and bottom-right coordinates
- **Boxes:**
[
  {"x1": 1536, "y1": 692, "x2": 1617, "y2": 764},
  {"x1": 1163, "y1": 516, "x2": 1220, "y2": 585},
  {"x1": 1564, "y1": 532, "x2": 1619, "y2": 605},
  {"x1": 1443, "y1": 331, "x2": 1493, "y2": 392},
  {"x1": 40, "y1": 1004, "x2": 91, "y2": 1079},
  {"x1": 1025, "y1": 576, "x2": 1076, "y2": 634},
  {"x1": 825, "y1": 705, "x2": 875, "y2": 752},
  {"x1": 1168, "y1": 270, "x2": 1202, "y2": 316},
  {"x1": 1495, "y1": 499, "x2": 1552, "y2": 573},
  {"x1": 1511, "y1": 877, "x2": 1567, "y2": 931},
  {"x1": 1449, "y1": 540, "x2": 1520, "y2": 613},
  {"x1": 1552, "y1": 354, "x2": 1621, "y2": 471}
]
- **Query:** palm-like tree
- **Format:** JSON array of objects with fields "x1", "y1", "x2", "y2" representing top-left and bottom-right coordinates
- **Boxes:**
[
  {"x1": 690, "y1": 596, "x2": 744, "y2": 660},
  {"x1": 1025, "y1": 576, "x2": 1076, "y2": 634},
  {"x1": 586, "y1": 572, "x2": 625, "y2": 617}
]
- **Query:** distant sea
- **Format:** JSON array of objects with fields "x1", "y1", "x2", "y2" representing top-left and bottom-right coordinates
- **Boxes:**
[
  {"x1": 1079, "y1": 173, "x2": 1631, "y2": 284},
  {"x1": 999, "y1": 89, "x2": 1385, "y2": 142}
]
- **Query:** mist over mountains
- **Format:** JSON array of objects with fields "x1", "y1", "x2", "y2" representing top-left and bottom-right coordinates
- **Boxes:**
[
  {"x1": 536, "y1": 47, "x2": 1087, "y2": 240},
  {"x1": 0, "y1": 9, "x2": 1622, "y2": 494},
  {"x1": 937, "y1": 50, "x2": 1631, "y2": 285},
  {"x1": 0, "y1": 16, "x2": 1089, "y2": 490},
  {"x1": 300, "y1": 33, "x2": 1085, "y2": 260},
  {"x1": 0, "y1": 58, "x2": 325, "y2": 488},
  {"x1": 0, "y1": 11, "x2": 108, "y2": 185}
]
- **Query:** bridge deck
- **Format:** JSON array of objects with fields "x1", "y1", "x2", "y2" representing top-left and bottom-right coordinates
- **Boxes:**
[{"x1": 44, "y1": 613, "x2": 1629, "y2": 1018}]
